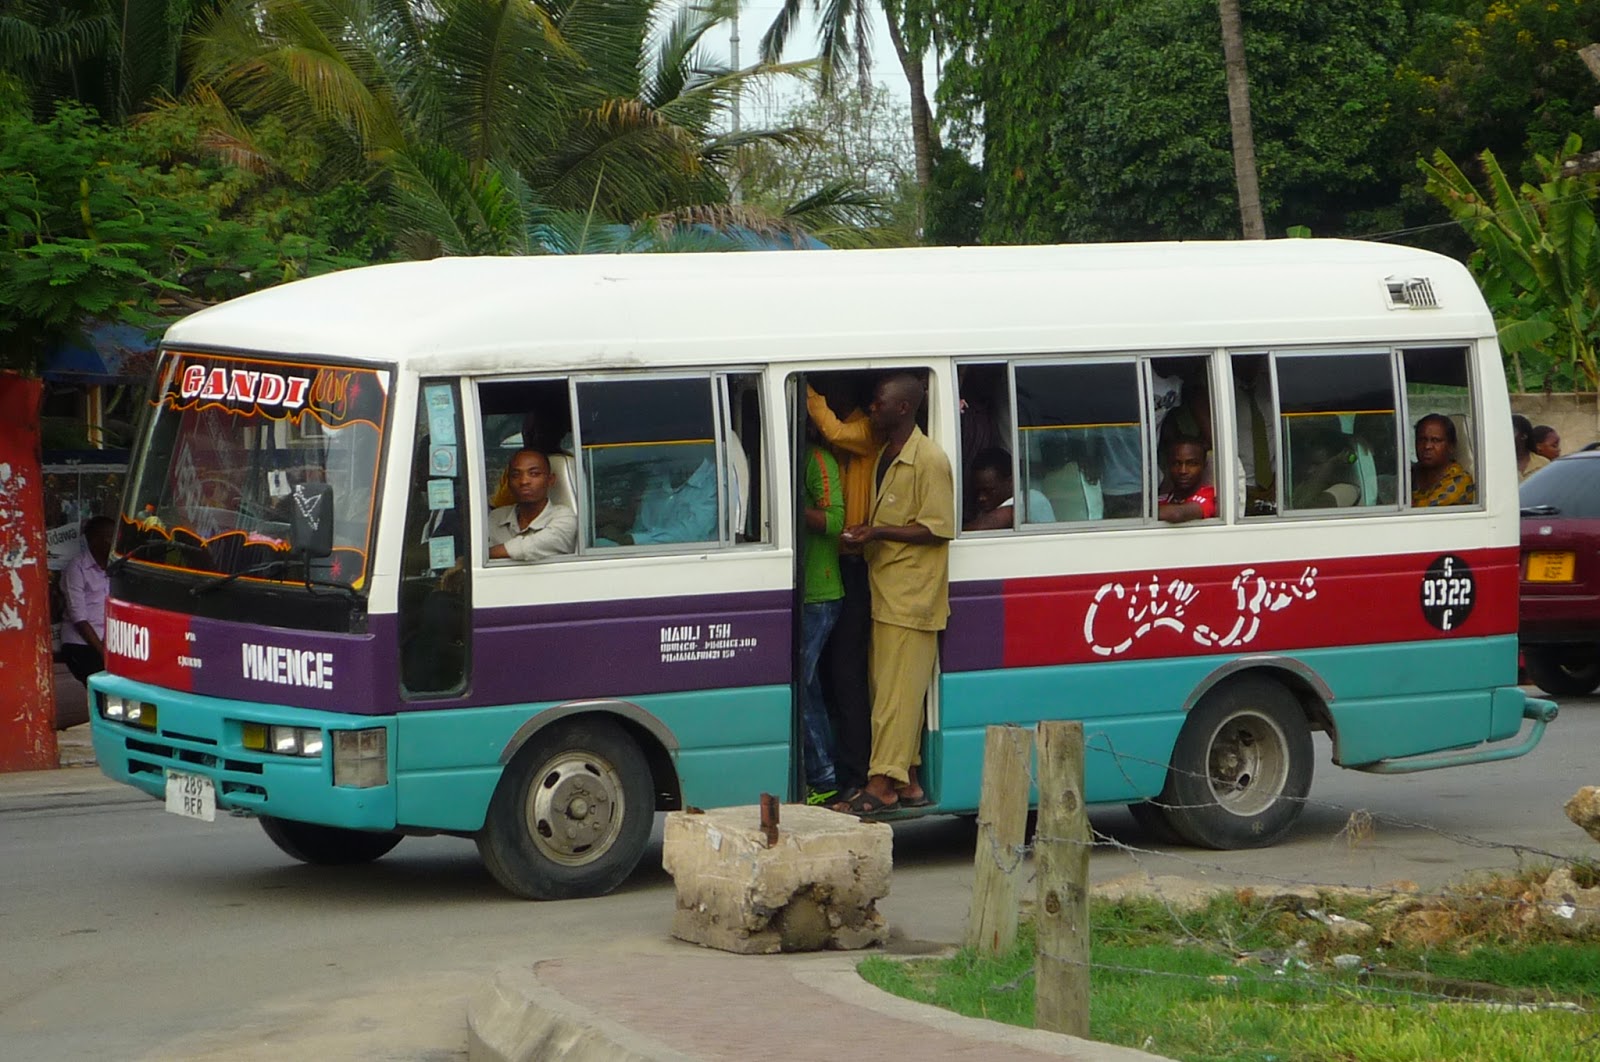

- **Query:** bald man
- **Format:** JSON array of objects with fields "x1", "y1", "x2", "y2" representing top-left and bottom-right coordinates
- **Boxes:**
[{"x1": 834, "y1": 372, "x2": 954, "y2": 816}]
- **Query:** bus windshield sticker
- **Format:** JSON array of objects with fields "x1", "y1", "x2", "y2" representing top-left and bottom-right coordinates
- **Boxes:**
[
  {"x1": 427, "y1": 479, "x2": 455, "y2": 510},
  {"x1": 425, "y1": 384, "x2": 457, "y2": 445}
]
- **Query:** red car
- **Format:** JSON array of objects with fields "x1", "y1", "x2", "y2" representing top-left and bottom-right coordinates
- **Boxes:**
[{"x1": 1520, "y1": 451, "x2": 1600, "y2": 695}]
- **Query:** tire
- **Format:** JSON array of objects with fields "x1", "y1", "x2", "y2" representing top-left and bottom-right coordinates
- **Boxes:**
[
  {"x1": 476, "y1": 717, "x2": 653, "y2": 900},
  {"x1": 1523, "y1": 646, "x2": 1600, "y2": 697},
  {"x1": 1159, "y1": 675, "x2": 1313, "y2": 850},
  {"x1": 1126, "y1": 800, "x2": 1184, "y2": 846},
  {"x1": 259, "y1": 817, "x2": 403, "y2": 864}
]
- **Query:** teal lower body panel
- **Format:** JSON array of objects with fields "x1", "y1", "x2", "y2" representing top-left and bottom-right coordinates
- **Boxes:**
[
  {"x1": 933, "y1": 635, "x2": 1524, "y2": 812},
  {"x1": 90, "y1": 673, "x2": 793, "y2": 834},
  {"x1": 88, "y1": 672, "x2": 397, "y2": 830}
]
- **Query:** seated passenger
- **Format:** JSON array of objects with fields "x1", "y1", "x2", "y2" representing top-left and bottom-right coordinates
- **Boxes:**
[
  {"x1": 1411, "y1": 413, "x2": 1477, "y2": 507},
  {"x1": 594, "y1": 454, "x2": 718, "y2": 546},
  {"x1": 487, "y1": 449, "x2": 576, "y2": 561},
  {"x1": 1157, "y1": 438, "x2": 1217, "y2": 524},
  {"x1": 1289, "y1": 423, "x2": 1362, "y2": 509},
  {"x1": 964, "y1": 447, "x2": 1056, "y2": 530}
]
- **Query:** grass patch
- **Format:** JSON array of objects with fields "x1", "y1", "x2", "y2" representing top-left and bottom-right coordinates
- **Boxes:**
[{"x1": 859, "y1": 879, "x2": 1600, "y2": 1062}]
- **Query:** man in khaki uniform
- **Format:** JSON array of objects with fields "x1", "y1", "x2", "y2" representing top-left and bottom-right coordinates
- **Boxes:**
[{"x1": 836, "y1": 372, "x2": 954, "y2": 815}]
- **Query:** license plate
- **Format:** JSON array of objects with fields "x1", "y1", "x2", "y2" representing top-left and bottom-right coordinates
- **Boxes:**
[
  {"x1": 1526, "y1": 551, "x2": 1575, "y2": 583},
  {"x1": 165, "y1": 769, "x2": 216, "y2": 822}
]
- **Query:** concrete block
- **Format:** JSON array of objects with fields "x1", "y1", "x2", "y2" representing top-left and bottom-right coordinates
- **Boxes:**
[{"x1": 662, "y1": 804, "x2": 892, "y2": 954}]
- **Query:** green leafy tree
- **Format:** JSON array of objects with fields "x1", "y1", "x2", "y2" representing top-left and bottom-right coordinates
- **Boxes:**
[
  {"x1": 1422, "y1": 134, "x2": 1600, "y2": 392},
  {"x1": 737, "y1": 81, "x2": 917, "y2": 245},
  {"x1": 0, "y1": 101, "x2": 360, "y2": 372},
  {"x1": 1041, "y1": 0, "x2": 1404, "y2": 243}
]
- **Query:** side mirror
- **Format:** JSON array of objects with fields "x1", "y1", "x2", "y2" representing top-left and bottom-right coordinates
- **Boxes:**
[{"x1": 289, "y1": 483, "x2": 335, "y2": 559}]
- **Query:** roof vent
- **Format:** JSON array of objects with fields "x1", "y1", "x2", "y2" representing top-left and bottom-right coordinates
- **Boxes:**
[{"x1": 1385, "y1": 276, "x2": 1438, "y2": 309}]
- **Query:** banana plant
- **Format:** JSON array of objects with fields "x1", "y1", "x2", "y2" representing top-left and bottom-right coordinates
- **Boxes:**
[{"x1": 1421, "y1": 134, "x2": 1600, "y2": 392}]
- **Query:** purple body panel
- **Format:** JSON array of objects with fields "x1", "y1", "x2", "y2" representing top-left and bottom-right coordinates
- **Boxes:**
[{"x1": 944, "y1": 580, "x2": 1005, "y2": 672}]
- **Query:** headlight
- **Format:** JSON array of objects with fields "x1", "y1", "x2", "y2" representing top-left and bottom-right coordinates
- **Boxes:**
[
  {"x1": 333, "y1": 728, "x2": 387, "y2": 788},
  {"x1": 101, "y1": 694, "x2": 155, "y2": 729},
  {"x1": 244, "y1": 723, "x2": 323, "y2": 758}
]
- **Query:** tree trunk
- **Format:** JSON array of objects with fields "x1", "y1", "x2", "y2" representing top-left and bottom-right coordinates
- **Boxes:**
[
  {"x1": 884, "y1": 15, "x2": 939, "y2": 234},
  {"x1": 1219, "y1": 0, "x2": 1265, "y2": 239}
]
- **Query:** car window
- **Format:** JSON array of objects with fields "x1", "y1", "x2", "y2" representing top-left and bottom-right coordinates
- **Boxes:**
[{"x1": 1520, "y1": 457, "x2": 1600, "y2": 518}]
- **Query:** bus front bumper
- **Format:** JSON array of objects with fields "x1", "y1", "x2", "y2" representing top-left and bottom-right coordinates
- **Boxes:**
[{"x1": 87, "y1": 672, "x2": 397, "y2": 830}]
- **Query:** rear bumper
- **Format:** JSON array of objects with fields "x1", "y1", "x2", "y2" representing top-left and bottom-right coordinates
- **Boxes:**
[{"x1": 1353, "y1": 689, "x2": 1557, "y2": 775}]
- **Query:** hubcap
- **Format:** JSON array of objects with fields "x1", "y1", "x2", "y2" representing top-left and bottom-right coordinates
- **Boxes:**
[
  {"x1": 524, "y1": 751, "x2": 625, "y2": 866},
  {"x1": 1205, "y1": 709, "x2": 1290, "y2": 817}
]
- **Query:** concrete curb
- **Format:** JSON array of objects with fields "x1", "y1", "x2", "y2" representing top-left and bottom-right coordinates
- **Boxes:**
[
  {"x1": 467, "y1": 963, "x2": 699, "y2": 1062},
  {"x1": 467, "y1": 950, "x2": 1176, "y2": 1062}
]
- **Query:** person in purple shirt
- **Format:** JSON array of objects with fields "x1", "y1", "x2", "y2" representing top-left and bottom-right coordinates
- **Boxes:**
[{"x1": 60, "y1": 515, "x2": 114, "y2": 685}]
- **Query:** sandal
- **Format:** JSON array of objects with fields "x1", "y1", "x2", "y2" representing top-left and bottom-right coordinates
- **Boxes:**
[
  {"x1": 829, "y1": 787, "x2": 900, "y2": 817},
  {"x1": 895, "y1": 788, "x2": 932, "y2": 808}
]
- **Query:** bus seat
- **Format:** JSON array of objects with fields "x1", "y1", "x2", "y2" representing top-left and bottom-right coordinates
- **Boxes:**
[
  {"x1": 725, "y1": 438, "x2": 750, "y2": 538},
  {"x1": 546, "y1": 452, "x2": 577, "y2": 513},
  {"x1": 1449, "y1": 414, "x2": 1475, "y2": 478}
]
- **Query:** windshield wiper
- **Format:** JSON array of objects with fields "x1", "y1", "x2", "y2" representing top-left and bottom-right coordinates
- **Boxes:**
[
  {"x1": 107, "y1": 539, "x2": 176, "y2": 575},
  {"x1": 190, "y1": 559, "x2": 291, "y2": 597},
  {"x1": 1521, "y1": 504, "x2": 1561, "y2": 517}
]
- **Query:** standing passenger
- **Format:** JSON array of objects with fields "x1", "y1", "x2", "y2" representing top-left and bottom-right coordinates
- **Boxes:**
[
  {"x1": 834, "y1": 373, "x2": 954, "y2": 816},
  {"x1": 805, "y1": 378, "x2": 878, "y2": 793},
  {"x1": 799, "y1": 433, "x2": 845, "y2": 804}
]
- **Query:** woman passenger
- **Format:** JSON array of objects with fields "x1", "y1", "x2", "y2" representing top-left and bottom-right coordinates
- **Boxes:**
[{"x1": 1411, "y1": 413, "x2": 1477, "y2": 507}]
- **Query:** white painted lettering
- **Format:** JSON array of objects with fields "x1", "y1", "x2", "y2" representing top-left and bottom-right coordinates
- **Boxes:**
[{"x1": 241, "y1": 642, "x2": 335, "y2": 690}]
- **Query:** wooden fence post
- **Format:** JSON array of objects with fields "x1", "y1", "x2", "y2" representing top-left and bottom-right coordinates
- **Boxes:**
[
  {"x1": 965, "y1": 724, "x2": 1033, "y2": 956},
  {"x1": 1034, "y1": 720, "x2": 1089, "y2": 1037}
]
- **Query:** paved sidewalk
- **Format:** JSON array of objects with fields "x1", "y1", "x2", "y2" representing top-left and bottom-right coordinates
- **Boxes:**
[{"x1": 469, "y1": 946, "x2": 1173, "y2": 1062}]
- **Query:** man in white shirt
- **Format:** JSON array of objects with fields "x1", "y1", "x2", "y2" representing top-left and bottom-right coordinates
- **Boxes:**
[
  {"x1": 61, "y1": 515, "x2": 114, "y2": 685},
  {"x1": 963, "y1": 448, "x2": 1057, "y2": 530},
  {"x1": 487, "y1": 450, "x2": 576, "y2": 562}
]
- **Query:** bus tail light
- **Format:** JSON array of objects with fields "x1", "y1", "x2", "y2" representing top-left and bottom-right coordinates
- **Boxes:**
[{"x1": 333, "y1": 728, "x2": 387, "y2": 788}]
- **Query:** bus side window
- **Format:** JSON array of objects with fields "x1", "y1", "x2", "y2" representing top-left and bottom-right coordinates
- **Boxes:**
[
  {"x1": 575, "y1": 376, "x2": 728, "y2": 549},
  {"x1": 1401, "y1": 347, "x2": 1477, "y2": 506},
  {"x1": 1233, "y1": 354, "x2": 1280, "y2": 516},
  {"x1": 398, "y1": 380, "x2": 470, "y2": 697},
  {"x1": 1274, "y1": 352, "x2": 1398, "y2": 512},
  {"x1": 1014, "y1": 360, "x2": 1142, "y2": 522}
]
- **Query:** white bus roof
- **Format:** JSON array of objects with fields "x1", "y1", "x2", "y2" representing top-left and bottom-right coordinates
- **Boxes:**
[{"x1": 162, "y1": 240, "x2": 1493, "y2": 372}]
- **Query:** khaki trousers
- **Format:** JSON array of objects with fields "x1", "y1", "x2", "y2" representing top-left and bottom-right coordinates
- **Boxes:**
[{"x1": 867, "y1": 620, "x2": 937, "y2": 786}]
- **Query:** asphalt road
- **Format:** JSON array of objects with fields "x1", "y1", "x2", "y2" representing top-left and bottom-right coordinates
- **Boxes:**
[{"x1": 2, "y1": 694, "x2": 1595, "y2": 1060}]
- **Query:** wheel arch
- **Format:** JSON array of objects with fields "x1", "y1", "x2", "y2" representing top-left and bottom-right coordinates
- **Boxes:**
[
  {"x1": 1184, "y1": 656, "x2": 1339, "y2": 760},
  {"x1": 497, "y1": 700, "x2": 683, "y2": 812}
]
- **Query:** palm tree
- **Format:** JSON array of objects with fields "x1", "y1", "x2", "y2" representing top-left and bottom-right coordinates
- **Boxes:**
[
  {"x1": 1218, "y1": 0, "x2": 1264, "y2": 239},
  {"x1": 757, "y1": 0, "x2": 939, "y2": 222},
  {"x1": 180, "y1": 0, "x2": 808, "y2": 254}
]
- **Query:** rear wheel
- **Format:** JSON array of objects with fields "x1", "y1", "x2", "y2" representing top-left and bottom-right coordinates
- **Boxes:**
[
  {"x1": 259, "y1": 817, "x2": 403, "y2": 864},
  {"x1": 1524, "y1": 646, "x2": 1600, "y2": 697},
  {"x1": 1126, "y1": 800, "x2": 1184, "y2": 845},
  {"x1": 476, "y1": 717, "x2": 653, "y2": 900},
  {"x1": 1159, "y1": 676, "x2": 1313, "y2": 849}
]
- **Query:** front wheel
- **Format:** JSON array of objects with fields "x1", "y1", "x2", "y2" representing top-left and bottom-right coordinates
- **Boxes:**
[
  {"x1": 1159, "y1": 675, "x2": 1313, "y2": 850},
  {"x1": 476, "y1": 717, "x2": 653, "y2": 900},
  {"x1": 1523, "y1": 646, "x2": 1600, "y2": 697},
  {"x1": 259, "y1": 817, "x2": 403, "y2": 864}
]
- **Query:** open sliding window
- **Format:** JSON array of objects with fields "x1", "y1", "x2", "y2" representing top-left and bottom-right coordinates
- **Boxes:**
[
  {"x1": 574, "y1": 372, "x2": 764, "y2": 551},
  {"x1": 1400, "y1": 346, "x2": 1480, "y2": 509}
]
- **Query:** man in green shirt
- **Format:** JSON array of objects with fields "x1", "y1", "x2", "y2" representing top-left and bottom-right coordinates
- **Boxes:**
[{"x1": 800, "y1": 435, "x2": 846, "y2": 804}]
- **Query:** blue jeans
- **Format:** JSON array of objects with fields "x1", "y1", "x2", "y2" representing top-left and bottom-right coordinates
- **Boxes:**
[{"x1": 800, "y1": 598, "x2": 843, "y2": 790}]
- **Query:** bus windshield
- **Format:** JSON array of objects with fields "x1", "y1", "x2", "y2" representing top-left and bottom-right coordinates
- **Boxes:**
[{"x1": 116, "y1": 350, "x2": 390, "y2": 591}]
